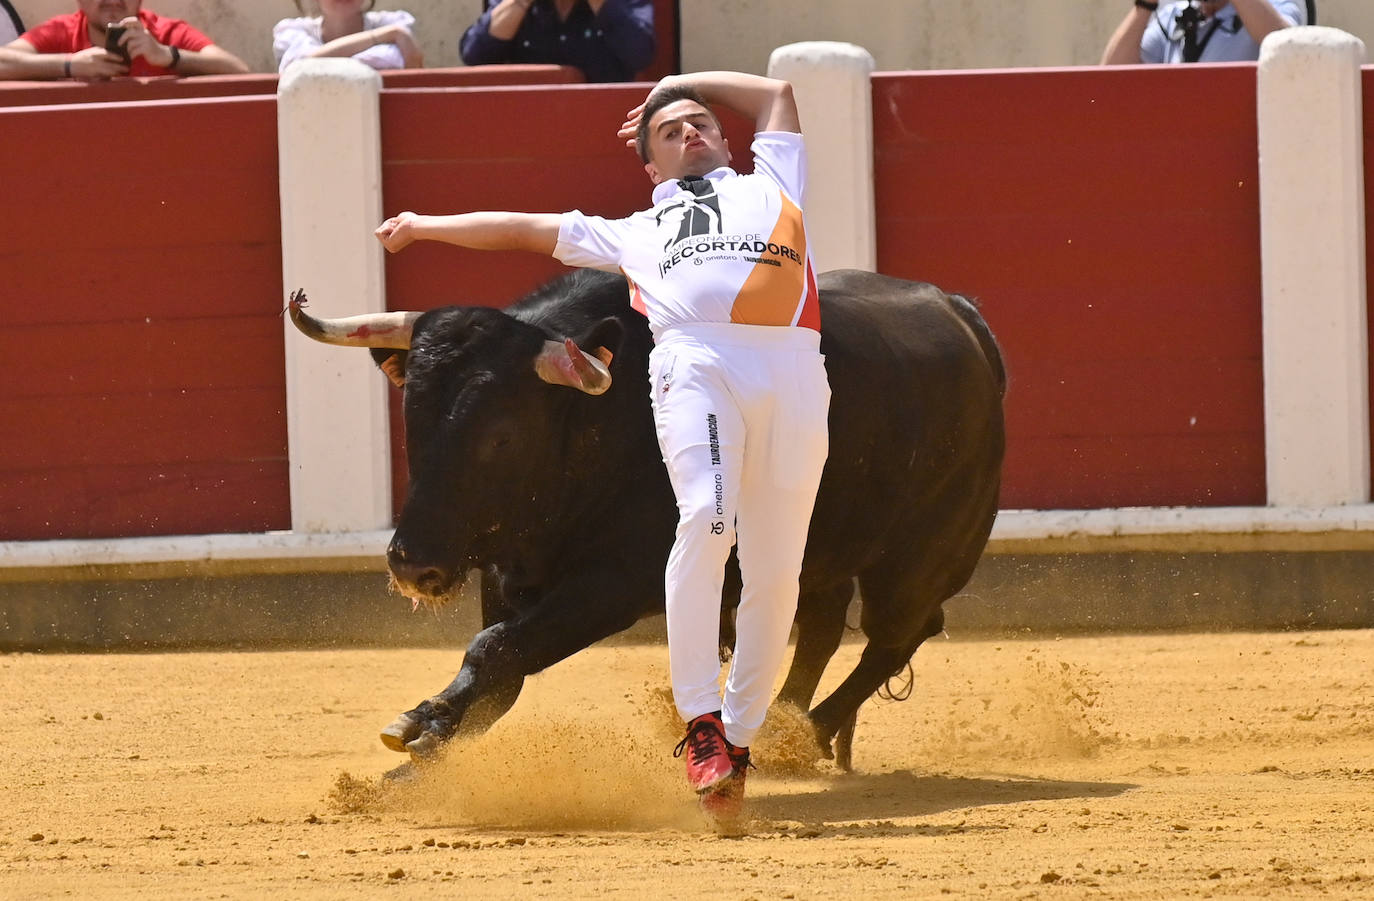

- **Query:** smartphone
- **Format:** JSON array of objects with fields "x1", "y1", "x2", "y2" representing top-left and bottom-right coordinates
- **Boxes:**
[{"x1": 104, "y1": 25, "x2": 131, "y2": 65}]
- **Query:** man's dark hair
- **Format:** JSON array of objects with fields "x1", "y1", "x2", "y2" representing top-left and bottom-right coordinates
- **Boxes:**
[{"x1": 636, "y1": 85, "x2": 719, "y2": 164}]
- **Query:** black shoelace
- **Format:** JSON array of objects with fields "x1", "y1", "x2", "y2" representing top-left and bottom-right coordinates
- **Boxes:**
[{"x1": 673, "y1": 719, "x2": 725, "y2": 764}]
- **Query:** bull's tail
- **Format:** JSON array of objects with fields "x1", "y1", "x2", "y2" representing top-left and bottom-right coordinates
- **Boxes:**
[{"x1": 947, "y1": 294, "x2": 1007, "y2": 398}]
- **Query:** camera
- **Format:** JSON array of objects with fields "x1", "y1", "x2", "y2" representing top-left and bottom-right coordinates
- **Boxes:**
[{"x1": 104, "y1": 25, "x2": 131, "y2": 65}]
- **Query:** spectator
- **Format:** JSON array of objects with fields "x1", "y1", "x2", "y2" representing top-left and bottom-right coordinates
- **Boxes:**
[
  {"x1": 274, "y1": 0, "x2": 422, "y2": 73},
  {"x1": 460, "y1": 0, "x2": 653, "y2": 83},
  {"x1": 1102, "y1": 0, "x2": 1306, "y2": 65},
  {"x1": 0, "y1": 0, "x2": 249, "y2": 80}
]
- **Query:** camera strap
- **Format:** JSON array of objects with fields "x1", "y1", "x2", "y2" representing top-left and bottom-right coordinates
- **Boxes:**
[{"x1": 1182, "y1": 13, "x2": 1224, "y2": 63}]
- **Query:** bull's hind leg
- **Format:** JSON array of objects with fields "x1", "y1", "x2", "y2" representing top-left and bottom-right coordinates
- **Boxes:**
[{"x1": 808, "y1": 604, "x2": 946, "y2": 769}]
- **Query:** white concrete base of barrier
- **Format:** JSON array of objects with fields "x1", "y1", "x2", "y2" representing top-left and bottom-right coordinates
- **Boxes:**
[
  {"x1": 0, "y1": 530, "x2": 392, "y2": 582},
  {"x1": 8, "y1": 505, "x2": 1374, "y2": 582}
]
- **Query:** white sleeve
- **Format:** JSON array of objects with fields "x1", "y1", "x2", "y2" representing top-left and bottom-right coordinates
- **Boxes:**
[
  {"x1": 1273, "y1": 0, "x2": 1307, "y2": 25},
  {"x1": 555, "y1": 211, "x2": 631, "y2": 273},
  {"x1": 273, "y1": 18, "x2": 321, "y2": 72},
  {"x1": 750, "y1": 131, "x2": 808, "y2": 206}
]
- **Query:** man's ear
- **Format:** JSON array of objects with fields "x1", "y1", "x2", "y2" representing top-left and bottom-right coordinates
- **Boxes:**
[
  {"x1": 369, "y1": 348, "x2": 408, "y2": 388},
  {"x1": 645, "y1": 160, "x2": 666, "y2": 185}
]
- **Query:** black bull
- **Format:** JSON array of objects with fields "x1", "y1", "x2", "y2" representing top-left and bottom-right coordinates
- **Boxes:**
[{"x1": 289, "y1": 268, "x2": 1006, "y2": 770}]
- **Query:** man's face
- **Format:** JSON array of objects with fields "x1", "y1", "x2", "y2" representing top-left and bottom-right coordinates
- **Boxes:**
[
  {"x1": 642, "y1": 99, "x2": 731, "y2": 186},
  {"x1": 78, "y1": 0, "x2": 141, "y2": 29}
]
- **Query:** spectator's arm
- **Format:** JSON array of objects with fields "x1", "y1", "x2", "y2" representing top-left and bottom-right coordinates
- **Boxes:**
[
  {"x1": 113, "y1": 16, "x2": 248, "y2": 74},
  {"x1": 0, "y1": 40, "x2": 64, "y2": 79},
  {"x1": 281, "y1": 25, "x2": 419, "y2": 70},
  {"x1": 0, "y1": 41, "x2": 127, "y2": 79},
  {"x1": 170, "y1": 44, "x2": 250, "y2": 74},
  {"x1": 460, "y1": 0, "x2": 526, "y2": 64},
  {"x1": 1232, "y1": 0, "x2": 1300, "y2": 43},
  {"x1": 590, "y1": 0, "x2": 655, "y2": 75},
  {"x1": 1101, "y1": 4, "x2": 1152, "y2": 65},
  {"x1": 381, "y1": 24, "x2": 424, "y2": 68}
]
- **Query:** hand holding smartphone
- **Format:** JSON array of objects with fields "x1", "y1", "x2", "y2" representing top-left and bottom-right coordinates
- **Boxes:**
[{"x1": 104, "y1": 25, "x2": 131, "y2": 65}]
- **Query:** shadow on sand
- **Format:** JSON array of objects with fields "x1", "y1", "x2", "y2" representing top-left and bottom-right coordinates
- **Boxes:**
[{"x1": 752, "y1": 768, "x2": 1136, "y2": 831}]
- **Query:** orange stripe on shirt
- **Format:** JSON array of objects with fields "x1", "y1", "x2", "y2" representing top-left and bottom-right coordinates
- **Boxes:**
[
  {"x1": 623, "y1": 270, "x2": 647, "y2": 317},
  {"x1": 729, "y1": 191, "x2": 809, "y2": 328}
]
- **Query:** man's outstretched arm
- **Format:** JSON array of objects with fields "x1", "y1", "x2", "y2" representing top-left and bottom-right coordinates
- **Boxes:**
[{"x1": 375, "y1": 210, "x2": 562, "y2": 255}]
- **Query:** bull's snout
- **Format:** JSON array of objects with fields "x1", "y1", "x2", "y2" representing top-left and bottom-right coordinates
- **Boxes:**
[{"x1": 387, "y1": 540, "x2": 449, "y2": 598}]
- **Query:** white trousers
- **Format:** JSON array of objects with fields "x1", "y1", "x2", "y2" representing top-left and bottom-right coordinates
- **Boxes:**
[{"x1": 648, "y1": 323, "x2": 831, "y2": 749}]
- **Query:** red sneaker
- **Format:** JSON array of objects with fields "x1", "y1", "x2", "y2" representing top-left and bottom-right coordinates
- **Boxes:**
[
  {"x1": 700, "y1": 744, "x2": 751, "y2": 821},
  {"x1": 673, "y1": 712, "x2": 734, "y2": 794}
]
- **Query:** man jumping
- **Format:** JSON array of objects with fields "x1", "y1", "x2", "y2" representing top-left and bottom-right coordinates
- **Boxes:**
[{"x1": 375, "y1": 70, "x2": 829, "y2": 819}]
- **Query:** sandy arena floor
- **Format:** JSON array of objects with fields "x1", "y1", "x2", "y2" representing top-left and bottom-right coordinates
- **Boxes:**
[{"x1": 2, "y1": 628, "x2": 1372, "y2": 898}]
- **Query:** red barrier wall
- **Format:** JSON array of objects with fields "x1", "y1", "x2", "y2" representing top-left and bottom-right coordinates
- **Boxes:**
[
  {"x1": 0, "y1": 96, "x2": 288, "y2": 541},
  {"x1": 874, "y1": 65, "x2": 1267, "y2": 510},
  {"x1": 0, "y1": 65, "x2": 583, "y2": 108},
  {"x1": 7, "y1": 64, "x2": 1361, "y2": 541}
]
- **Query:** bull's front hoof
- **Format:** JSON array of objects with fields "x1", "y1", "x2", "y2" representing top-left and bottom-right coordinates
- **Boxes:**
[
  {"x1": 403, "y1": 730, "x2": 444, "y2": 758},
  {"x1": 380, "y1": 712, "x2": 423, "y2": 753}
]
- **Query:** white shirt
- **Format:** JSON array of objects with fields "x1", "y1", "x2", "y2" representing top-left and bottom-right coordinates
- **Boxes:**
[
  {"x1": 555, "y1": 132, "x2": 821, "y2": 340},
  {"x1": 273, "y1": 10, "x2": 416, "y2": 72}
]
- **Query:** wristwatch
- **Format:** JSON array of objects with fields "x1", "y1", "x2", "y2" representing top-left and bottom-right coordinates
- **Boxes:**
[{"x1": 1134, "y1": 0, "x2": 1159, "y2": 10}]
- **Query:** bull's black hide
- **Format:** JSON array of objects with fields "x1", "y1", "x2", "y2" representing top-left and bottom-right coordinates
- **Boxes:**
[{"x1": 299, "y1": 268, "x2": 1005, "y2": 770}]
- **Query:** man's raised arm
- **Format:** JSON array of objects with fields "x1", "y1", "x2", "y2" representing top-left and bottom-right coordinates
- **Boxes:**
[{"x1": 618, "y1": 70, "x2": 800, "y2": 143}]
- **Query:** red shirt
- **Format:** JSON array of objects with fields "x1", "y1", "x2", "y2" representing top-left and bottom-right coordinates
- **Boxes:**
[{"x1": 21, "y1": 10, "x2": 213, "y2": 77}]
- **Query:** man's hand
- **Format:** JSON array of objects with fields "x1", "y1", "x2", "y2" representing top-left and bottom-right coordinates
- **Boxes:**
[
  {"x1": 617, "y1": 102, "x2": 644, "y2": 149},
  {"x1": 112, "y1": 16, "x2": 176, "y2": 68},
  {"x1": 618, "y1": 75, "x2": 683, "y2": 148},
  {"x1": 69, "y1": 45, "x2": 129, "y2": 79},
  {"x1": 376, "y1": 211, "x2": 423, "y2": 253}
]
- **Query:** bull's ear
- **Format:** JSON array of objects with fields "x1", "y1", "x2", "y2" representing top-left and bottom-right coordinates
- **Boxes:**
[
  {"x1": 534, "y1": 338, "x2": 612, "y2": 395},
  {"x1": 370, "y1": 348, "x2": 408, "y2": 388},
  {"x1": 576, "y1": 316, "x2": 624, "y2": 369}
]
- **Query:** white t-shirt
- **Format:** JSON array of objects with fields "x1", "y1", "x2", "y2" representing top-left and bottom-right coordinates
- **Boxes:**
[
  {"x1": 555, "y1": 132, "x2": 821, "y2": 340},
  {"x1": 273, "y1": 10, "x2": 416, "y2": 72},
  {"x1": 1140, "y1": 0, "x2": 1306, "y2": 63}
]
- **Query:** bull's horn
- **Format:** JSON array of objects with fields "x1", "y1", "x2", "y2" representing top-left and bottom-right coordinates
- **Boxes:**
[
  {"x1": 286, "y1": 289, "x2": 420, "y2": 348},
  {"x1": 534, "y1": 338, "x2": 612, "y2": 396}
]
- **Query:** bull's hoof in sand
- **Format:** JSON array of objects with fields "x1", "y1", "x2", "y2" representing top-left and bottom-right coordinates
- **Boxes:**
[
  {"x1": 380, "y1": 713, "x2": 422, "y2": 752},
  {"x1": 403, "y1": 730, "x2": 443, "y2": 758}
]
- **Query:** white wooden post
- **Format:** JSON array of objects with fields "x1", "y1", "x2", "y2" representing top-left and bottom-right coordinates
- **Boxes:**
[
  {"x1": 1258, "y1": 27, "x2": 1368, "y2": 507},
  {"x1": 767, "y1": 42, "x2": 876, "y2": 272},
  {"x1": 277, "y1": 59, "x2": 393, "y2": 532}
]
